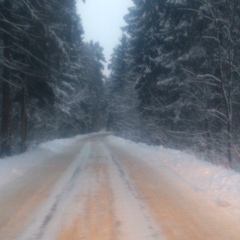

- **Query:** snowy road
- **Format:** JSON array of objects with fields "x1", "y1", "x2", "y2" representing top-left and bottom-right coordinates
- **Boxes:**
[{"x1": 0, "y1": 134, "x2": 239, "y2": 240}]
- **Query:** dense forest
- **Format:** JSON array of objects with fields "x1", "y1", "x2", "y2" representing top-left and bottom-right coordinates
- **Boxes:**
[
  {"x1": 107, "y1": 0, "x2": 240, "y2": 164},
  {"x1": 0, "y1": 0, "x2": 105, "y2": 156},
  {"x1": 0, "y1": 0, "x2": 239, "y2": 165}
]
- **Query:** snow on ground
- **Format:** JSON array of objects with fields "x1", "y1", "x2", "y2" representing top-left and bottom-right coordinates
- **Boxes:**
[
  {"x1": 107, "y1": 136, "x2": 240, "y2": 217},
  {"x1": 0, "y1": 133, "x2": 239, "y2": 219},
  {"x1": 0, "y1": 132, "x2": 110, "y2": 191},
  {"x1": 102, "y1": 143, "x2": 163, "y2": 240},
  {"x1": 16, "y1": 141, "x2": 92, "y2": 240},
  {"x1": 0, "y1": 135, "x2": 84, "y2": 191}
]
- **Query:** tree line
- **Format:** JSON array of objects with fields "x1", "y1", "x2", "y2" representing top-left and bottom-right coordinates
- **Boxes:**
[
  {"x1": 1, "y1": 0, "x2": 239, "y2": 165},
  {"x1": 107, "y1": 0, "x2": 240, "y2": 164},
  {"x1": 0, "y1": 0, "x2": 105, "y2": 156}
]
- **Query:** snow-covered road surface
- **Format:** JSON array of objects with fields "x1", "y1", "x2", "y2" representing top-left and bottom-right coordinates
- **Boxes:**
[{"x1": 0, "y1": 134, "x2": 239, "y2": 240}]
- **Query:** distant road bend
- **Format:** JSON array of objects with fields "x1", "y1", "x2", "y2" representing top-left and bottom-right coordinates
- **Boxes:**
[{"x1": 0, "y1": 134, "x2": 239, "y2": 240}]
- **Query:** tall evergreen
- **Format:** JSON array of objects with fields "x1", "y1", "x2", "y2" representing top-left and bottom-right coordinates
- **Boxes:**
[
  {"x1": 118, "y1": 0, "x2": 240, "y2": 162},
  {"x1": 107, "y1": 34, "x2": 141, "y2": 140},
  {"x1": 81, "y1": 41, "x2": 106, "y2": 132},
  {"x1": 0, "y1": 0, "x2": 106, "y2": 155}
]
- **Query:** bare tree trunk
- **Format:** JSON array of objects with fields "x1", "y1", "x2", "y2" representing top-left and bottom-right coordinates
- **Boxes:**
[
  {"x1": 227, "y1": 120, "x2": 232, "y2": 163},
  {"x1": 204, "y1": 118, "x2": 212, "y2": 152},
  {"x1": 21, "y1": 87, "x2": 28, "y2": 153},
  {"x1": 1, "y1": 80, "x2": 12, "y2": 156},
  {"x1": 214, "y1": 10, "x2": 233, "y2": 164},
  {"x1": 1, "y1": 0, "x2": 12, "y2": 156}
]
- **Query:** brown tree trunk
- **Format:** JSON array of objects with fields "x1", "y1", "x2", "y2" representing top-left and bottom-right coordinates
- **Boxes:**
[
  {"x1": 1, "y1": 81, "x2": 12, "y2": 156},
  {"x1": 21, "y1": 87, "x2": 28, "y2": 153},
  {"x1": 1, "y1": 0, "x2": 12, "y2": 156}
]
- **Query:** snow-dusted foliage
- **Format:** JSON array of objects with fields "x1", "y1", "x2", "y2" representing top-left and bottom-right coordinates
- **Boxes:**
[
  {"x1": 111, "y1": 0, "x2": 240, "y2": 165},
  {"x1": 107, "y1": 34, "x2": 142, "y2": 141},
  {"x1": 0, "y1": 0, "x2": 106, "y2": 155}
]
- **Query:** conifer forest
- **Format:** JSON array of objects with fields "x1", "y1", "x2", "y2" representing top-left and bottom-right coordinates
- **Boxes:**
[{"x1": 0, "y1": 0, "x2": 240, "y2": 165}]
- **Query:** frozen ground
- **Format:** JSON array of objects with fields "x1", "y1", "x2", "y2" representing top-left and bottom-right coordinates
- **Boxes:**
[
  {"x1": 0, "y1": 135, "x2": 83, "y2": 190},
  {"x1": 107, "y1": 136, "x2": 240, "y2": 217},
  {"x1": 0, "y1": 133, "x2": 239, "y2": 239}
]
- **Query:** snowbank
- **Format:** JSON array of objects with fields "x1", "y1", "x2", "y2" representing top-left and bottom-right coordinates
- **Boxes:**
[
  {"x1": 1, "y1": 133, "x2": 239, "y2": 218},
  {"x1": 0, "y1": 132, "x2": 111, "y2": 191},
  {"x1": 0, "y1": 135, "x2": 83, "y2": 190},
  {"x1": 107, "y1": 136, "x2": 240, "y2": 217}
]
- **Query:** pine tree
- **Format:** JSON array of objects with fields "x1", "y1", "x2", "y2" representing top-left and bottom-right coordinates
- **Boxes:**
[
  {"x1": 0, "y1": 0, "x2": 105, "y2": 154},
  {"x1": 107, "y1": 34, "x2": 141, "y2": 140},
  {"x1": 122, "y1": 0, "x2": 240, "y2": 163},
  {"x1": 81, "y1": 41, "x2": 106, "y2": 132},
  {"x1": 191, "y1": 0, "x2": 240, "y2": 162}
]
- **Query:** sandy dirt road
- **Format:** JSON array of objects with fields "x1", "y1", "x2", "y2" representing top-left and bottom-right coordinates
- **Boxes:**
[{"x1": 0, "y1": 134, "x2": 239, "y2": 240}]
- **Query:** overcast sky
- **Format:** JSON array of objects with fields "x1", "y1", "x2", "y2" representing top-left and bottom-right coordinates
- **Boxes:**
[{"x1": 76, "y1": 0, "x2": 133, "y2": 76}]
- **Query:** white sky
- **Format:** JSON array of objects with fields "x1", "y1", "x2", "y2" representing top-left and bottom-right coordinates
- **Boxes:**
[{"x1": 76, "y1": 0, "x2": 133, "y2": 76}]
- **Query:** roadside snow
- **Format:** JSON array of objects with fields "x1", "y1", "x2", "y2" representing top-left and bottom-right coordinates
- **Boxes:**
[
  {"x1": 107, "y1": 136, "x2": 240, "y2": 217},
  {"x1": 0, "y1": 133, "x2": 239, "y2": 219},
  {"x1": 38, "y1": 135, "x2": 83, "y2": 153},
  {"x1": 16, "y1": 141, "x2": 92, "y2": 240},
  {"x1": 0, "y1": 135, "x2": 83, "y2": 191},
  {"x1": 0, "y1": 132, "x2": 110, "y2": 191}
]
